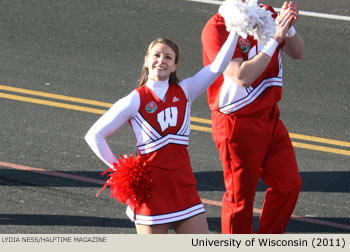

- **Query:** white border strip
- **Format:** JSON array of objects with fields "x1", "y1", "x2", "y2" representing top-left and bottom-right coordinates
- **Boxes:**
[
  {"x1": 126, "y1": 204, "x2": 205, "y2": 225},
  {"x1": 186, "y1": 0, "x2": 350, "y2": 21}
]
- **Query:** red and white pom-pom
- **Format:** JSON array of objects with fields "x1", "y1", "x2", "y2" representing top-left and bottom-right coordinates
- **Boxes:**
[
  {"x1": 96, "y1": 154, "x2": 152, "y2": 208},
  {"x1": 219, "y1": 0, "x2": 276, "y2": 46}
]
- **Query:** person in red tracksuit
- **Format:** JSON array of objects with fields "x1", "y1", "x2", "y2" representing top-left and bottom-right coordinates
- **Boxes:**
[{"x1": 201, "y1": 0, "x2": 305, "y2": 233}]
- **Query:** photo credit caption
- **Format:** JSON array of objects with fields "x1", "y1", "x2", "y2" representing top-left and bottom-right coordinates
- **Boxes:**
[{"x1": 1, "y1": 236, "x2": 107, "y2": 243}]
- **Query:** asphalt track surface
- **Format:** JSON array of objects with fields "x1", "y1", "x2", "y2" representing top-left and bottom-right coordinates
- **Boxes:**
[{"x1": 0, "y1": 0, "x2": 349, "y2": 234}]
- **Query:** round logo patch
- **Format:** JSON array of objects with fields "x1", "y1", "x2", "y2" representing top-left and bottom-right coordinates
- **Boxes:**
[
  {"x1": 239, "y1": 37, "x2": 250, "y2": 53},
  {"x1": 145, "y1": 101, "x2": 158, "y2": 113}
]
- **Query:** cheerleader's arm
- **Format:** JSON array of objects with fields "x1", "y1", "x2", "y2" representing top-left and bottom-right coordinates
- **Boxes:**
[
  {"x1": 84, "y1": 90, "x2": 140, "y2": 168},
  {"x1": 180, "y1": 31, "x2": 238, "y2": 102}
]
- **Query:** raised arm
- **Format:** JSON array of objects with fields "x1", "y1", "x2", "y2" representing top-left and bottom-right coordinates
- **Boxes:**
[
  {"x1": 85, "y1": 90, "x2": 140, "y2": 168},
  {"x1": 219, "y1": 1, "x2": 303, "y2": 88},
  {"x1": 180, "y1": 31, "x2": 239, "y2": 102},
  {"x1": 223, "y1": 7, "x2": 295, "y2": 88}
]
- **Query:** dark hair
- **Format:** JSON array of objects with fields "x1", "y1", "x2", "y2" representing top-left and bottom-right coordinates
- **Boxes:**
[{"x1": 138, "y1": 38, "x2": 180, "y2": 87}]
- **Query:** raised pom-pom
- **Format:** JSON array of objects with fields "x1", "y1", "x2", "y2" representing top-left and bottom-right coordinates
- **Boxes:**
[
  {"x1": 96, "y1": 154, "x2": 152, "y2": 208},
  {"x1": 219, "y1": 0, "x2": 276, "y2": 46}
]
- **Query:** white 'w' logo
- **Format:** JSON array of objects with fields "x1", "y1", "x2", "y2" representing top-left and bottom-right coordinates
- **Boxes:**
[{"x1": 157, "y1": 107, "x2": 178, "y2": 132}]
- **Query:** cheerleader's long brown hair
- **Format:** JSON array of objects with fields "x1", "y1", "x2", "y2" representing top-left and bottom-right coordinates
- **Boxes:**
[{"x1": 138, "y1": 38, "x2": 180, "y2": 87}]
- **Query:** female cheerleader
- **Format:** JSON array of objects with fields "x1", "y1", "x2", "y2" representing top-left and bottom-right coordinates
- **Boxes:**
[{"x1": 85, "y1": 29, "x2": 240, "y2": 233}]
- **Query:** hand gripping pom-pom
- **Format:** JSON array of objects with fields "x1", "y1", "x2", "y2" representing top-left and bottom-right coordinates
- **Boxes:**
[
  {"x1": 96, "y1": 154, "x2": 152, "y2": 208},
  {"x1": 219, "y1": 0, "x2": 276, "y2": 46}
]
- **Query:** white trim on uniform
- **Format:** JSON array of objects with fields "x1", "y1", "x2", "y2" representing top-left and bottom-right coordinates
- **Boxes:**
[
  {"x1": 131, "y1": 113, "x2": 162, "y2": 141},
  {"x1": 218, "y1": 47, "x2": 283, "y2": 115},
  {"x1": 137, "y1": 134, "x2": 189, "y2": 154},
  {"x1": 177, "y1": 102, "x2": 191, "y2": 135},
  {"x1": 219, "y1": 76, "x2": 283, "y2": 114},
  {"x1": 126, "y1": 203, "x2": 206, "y2": 225}
]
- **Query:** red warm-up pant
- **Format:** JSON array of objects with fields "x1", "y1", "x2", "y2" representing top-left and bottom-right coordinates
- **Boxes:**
[{"x1": 212, "y1": 105, "x2": 302, "y2": 234}]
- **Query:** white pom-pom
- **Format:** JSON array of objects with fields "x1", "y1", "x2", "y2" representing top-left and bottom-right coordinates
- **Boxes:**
[
  {"x1": 218, "y1": 1, "x2": 252, "y2": 39},
  {"x1": 219, "y1": 0, "x2": 276, "y2": 46}
]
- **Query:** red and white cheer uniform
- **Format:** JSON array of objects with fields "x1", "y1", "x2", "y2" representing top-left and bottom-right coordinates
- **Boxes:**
[{"x1": 85, "y1": 31, "x2": 239, "y2": 225}]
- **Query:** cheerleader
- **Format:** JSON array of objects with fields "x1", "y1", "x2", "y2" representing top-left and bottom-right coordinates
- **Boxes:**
[{"x1": 85, "y1": 27, "x2": 240, "y2": 233}]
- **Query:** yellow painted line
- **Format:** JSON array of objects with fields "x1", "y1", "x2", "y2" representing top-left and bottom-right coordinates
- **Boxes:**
[
  {"x1": 289, "y1": 133, "x2": 350, "y2": 148},
  {"x1": 190, "y1": 118, "x2": 350, "y2": 148},
  {"x1": 190, "y1": 123, "x2": 350, "y2": 156},
  {"x1": 190, "y1": 124, "x2": 212, "y2": 133},
  {"x1": 1, "y1": 91, "x2": 349, "y2": 156},
  {"x1": 0, "y1": 84, "x2": 112, "y2": 108},
  {"x1": 1, "y1": 84, "x2": 350, "y2": 154},
  {"x1": 0, "y1": 84, "x2": 213, "y2": 124},
  {"x1": 0, "y1": 92, "x2": 106, "y2": 115},
  {"x1": 292, "y1": 142, "x2": 350, "y2": 156},
  {"x1": 190, "y1": 116, "x2": 212, "y2": 125}
]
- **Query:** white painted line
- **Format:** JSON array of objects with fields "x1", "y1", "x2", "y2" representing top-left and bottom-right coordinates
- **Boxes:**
[
  {"x1": 299, "y1": 10, "x2": 350, "y2": 21},
  {"x1": 186, "y1": 0, "x2": 350, "y2": 21}
]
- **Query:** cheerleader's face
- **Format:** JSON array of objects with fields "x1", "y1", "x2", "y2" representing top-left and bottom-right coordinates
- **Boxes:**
[{"x1": 145, "y1": 42, "x2": 177, "y2": 82}]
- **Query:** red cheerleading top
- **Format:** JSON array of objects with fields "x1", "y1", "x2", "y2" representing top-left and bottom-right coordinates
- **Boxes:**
[{"x1": 201, "y1": 5, "x2": 286, "y2": 116}]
